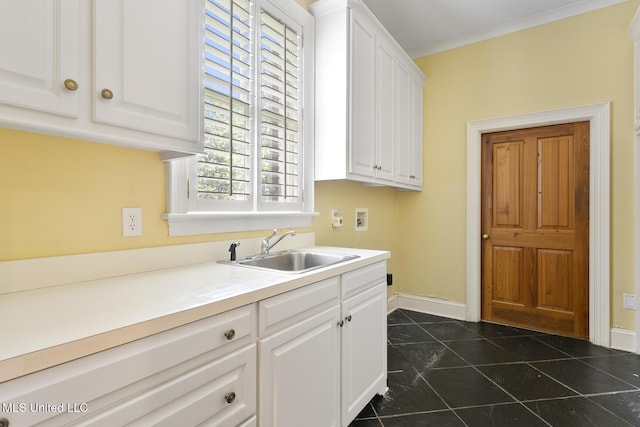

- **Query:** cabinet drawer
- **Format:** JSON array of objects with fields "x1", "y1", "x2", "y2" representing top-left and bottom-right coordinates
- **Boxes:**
[
  {"x1": 78, "y1": 344, "x2": 256, "y2": 426},
  {"x1": 259, "y1": 277, "x2": 340, "y2": 336},
  {"x1": 0, "y1": 304, "x2": 257, "y2": 426},
  {"x1": 341, "y1": 261, "x2": 386, "y2": 299}
]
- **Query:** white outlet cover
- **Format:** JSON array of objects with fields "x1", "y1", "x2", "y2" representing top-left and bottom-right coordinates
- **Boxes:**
[
  {"x1": 623, "y1": 293, "x2": 636, "y2": 310},
  {"x1": 122, "y1": 207, "x2": 142, "y2": 237}
]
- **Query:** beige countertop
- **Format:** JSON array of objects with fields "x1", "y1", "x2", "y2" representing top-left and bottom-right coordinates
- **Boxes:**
[{"x1": 0, "y1": 246, "x2": 389, "y2": 383}]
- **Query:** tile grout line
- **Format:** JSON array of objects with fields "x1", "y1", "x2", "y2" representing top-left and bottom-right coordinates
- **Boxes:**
[{"x1": 377, "y1": 310, "x2": 640, "y2": 426}]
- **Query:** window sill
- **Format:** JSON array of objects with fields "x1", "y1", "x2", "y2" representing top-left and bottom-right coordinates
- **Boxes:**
[{"x1": 161, "y1": 212, "x2": 319, "y2": 236}]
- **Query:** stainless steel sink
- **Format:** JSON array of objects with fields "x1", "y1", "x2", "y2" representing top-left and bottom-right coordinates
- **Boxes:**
[{"x1": 220, "y1": 250, "x2": 359, "y2": 274}]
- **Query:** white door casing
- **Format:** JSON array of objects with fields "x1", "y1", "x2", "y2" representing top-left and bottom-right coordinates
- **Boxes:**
[{"x1": 466, "y1": 103, "x2": 610, "y2": 347}]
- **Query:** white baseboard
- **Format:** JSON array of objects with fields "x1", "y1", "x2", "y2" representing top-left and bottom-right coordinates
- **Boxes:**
[
  {"x1": 389, "y1": 293, "x2": 466, "y2": 320},
  {"x1": 387, "y1": 293, "x2": 399, "y2": 314},
  {"x1": 610, "y1": 327, "x2": 637, "y2": 353},
  {"x1": 388, "y1": 293, "x2": 638, "y2": 354}
]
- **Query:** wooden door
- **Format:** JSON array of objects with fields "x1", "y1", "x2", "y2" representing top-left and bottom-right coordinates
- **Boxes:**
[{"x1": 481, "y1": 122, "x2": 589, "y2": 338}]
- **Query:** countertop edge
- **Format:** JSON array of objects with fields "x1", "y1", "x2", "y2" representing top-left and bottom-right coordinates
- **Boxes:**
[{"x1": 1, "y1": 248, "x2": 389, "y2": 383}]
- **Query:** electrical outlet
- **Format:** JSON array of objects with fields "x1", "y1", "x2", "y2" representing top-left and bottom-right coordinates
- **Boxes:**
[{"x1": 122, "y1": 208, "x2": 142, "y2": 237}]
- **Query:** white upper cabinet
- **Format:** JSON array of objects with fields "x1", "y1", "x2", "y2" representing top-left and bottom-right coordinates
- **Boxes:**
[
  {"x1": 0, "y1": 0, "x2": 202, "y2": 156},
  {"x1": 0, "y1": 0, "x2": 80, "y2": 118},
  {"x1": 93, "y1": 0, "x2": 201, "y2": 143},
  {"x1": 348, "y1": 7, "x2": 378, "y2": 179},
  {"x1": 395, "y1": 61, "x2": 424, "y2": 187},
  {"x1": 311, "y1": 0, "x2": 425, "y2": 191},
  {"x1": 374, "y1": 34, "x2": 397, "y2": 183}
]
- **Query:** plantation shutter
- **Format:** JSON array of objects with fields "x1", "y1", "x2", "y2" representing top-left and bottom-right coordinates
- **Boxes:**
[
  {"x1": 259, "y1": 9, "x2": 302, "y2": 204},
  {"x1": 199, "y1": 0, "x2": 253, "y2": 203}
]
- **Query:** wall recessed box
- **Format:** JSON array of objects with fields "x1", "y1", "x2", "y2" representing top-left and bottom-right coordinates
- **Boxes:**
[
  {"x1": 355, "y1": 208, "x2": 368, "y2": 231},
  {"x1": 310, "y1": 0, "x2": 426, "y2": 191}
]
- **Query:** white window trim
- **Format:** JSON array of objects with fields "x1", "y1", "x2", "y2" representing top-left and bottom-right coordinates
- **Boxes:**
[{"x1": 163, "y1": 0, "x2": 316, "y2": 236}]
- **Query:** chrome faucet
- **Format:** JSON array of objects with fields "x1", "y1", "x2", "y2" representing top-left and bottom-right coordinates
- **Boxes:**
[{"x1": 261, "y1": 228, "x2": 296, "y2": 255}]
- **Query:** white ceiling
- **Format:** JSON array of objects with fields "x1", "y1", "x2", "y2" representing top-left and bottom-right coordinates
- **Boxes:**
[{"x1": 360, "y1": 0, "x2": 626, "y2": 58}]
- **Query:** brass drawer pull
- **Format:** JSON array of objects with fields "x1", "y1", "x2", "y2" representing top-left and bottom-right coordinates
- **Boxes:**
[
  {"x1": 225, "y1": 392, "x2": 236, "y2": 404},
  {"x1": 224, "y1": 329, "x2": 236, "y2": 340},
  {"x1": 64, "y1": 79, "x2": 78, "y2": 91},
  {"x1": 101, "y1": 88, "x2": 114, "y2": 99}
]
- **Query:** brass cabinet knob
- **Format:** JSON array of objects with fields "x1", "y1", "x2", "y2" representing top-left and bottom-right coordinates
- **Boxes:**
[
  {"x1": 224, "y1": 329, "x2": 235, "y2": 340},
  {"x1": 482, "y1": 234, "x2": 489, "y2": 240},
  {"x1": 225, "y1": 392, "x2": 236, "y2": 404},
  {"x1": 345, "y1": 315, "x2": 352, "y2": 322},
  {"x1": 337, "y1": 320, "x2": 344, "y2": 327},
  {"x1": 101, "y1": 88, "x2": 114, "y2": 100},
  {"x1": 64, "y1": 79, "x2": 78, "y2": 91}
]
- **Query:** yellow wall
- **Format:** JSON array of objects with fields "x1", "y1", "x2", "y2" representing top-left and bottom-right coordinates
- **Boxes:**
[
  {"x1": 400, "y1": 0, "x2": 639, "y2": 330},
  {"x1": 0, "y1": 130, "x2": 308, "y2": 259},
  {"x1": 313, "y1": 180, "x2": 400, "y2": 290},
  {"x1": 1, "y1": 1, "x2": 637, "y2": 331},
  {"x1": 0, "y1": 129, "x2": 398, "y2": 291}
]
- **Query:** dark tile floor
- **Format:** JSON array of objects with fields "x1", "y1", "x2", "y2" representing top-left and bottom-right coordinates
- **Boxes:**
[{"x1": 350, "y1": 309, "x2": 640, "y2": 427}]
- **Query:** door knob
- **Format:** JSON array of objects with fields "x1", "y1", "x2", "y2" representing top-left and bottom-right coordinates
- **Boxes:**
[{"x1": 482, "y1": 234, "x2": 489, "y2": 240}]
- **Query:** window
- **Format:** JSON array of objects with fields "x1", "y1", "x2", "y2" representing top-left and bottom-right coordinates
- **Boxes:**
[{"x1": 164, "y1": 0, "x2": 315, "y2": 236}]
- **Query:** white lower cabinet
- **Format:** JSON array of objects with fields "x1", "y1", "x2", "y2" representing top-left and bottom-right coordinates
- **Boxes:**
[
  {"x1": 0, "y1": 304, "x2": 258, "y2": 427},
  {"x1": 258, "y1": 263, "x2": 388, "y2": 427},
  {"x1": 259, "y1": 305, "x2": 342, "y2": 427},
  {"x1": 341, "y1": 283, "x2": 387, "y2": 425},
  {"x1": 0, "y1": 262, "x2": 387, "y2": 427}
]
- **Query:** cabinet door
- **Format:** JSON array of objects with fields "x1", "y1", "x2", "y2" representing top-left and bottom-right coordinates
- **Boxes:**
[
  {"x1": 0, "y1": 0, "x2": 80, "y2": 117},
  {"x1": 259, "y1": 306, "x2": 341, "y2": 427},
  {"x1": 396, "y1": 61, "x2": 424, "y2": 189},
  {"x1": 341, "y1": 283, "x2": 387, "y2": 426},
  {"x1": 376, "y1": 36, "x2": 396, "y2": 182},
  {"x1": 93, "y1": 0, "x2": 201, "y2": 145},
  {"x1": 348, "y1": 6, "x2": 377, "y2": 179},
  {"x1": 410, "y1": 74, "x2": 424, "y2": 186},
  {"x1": 395, "y1": 60, "x2": 412, "y2": 185}
]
